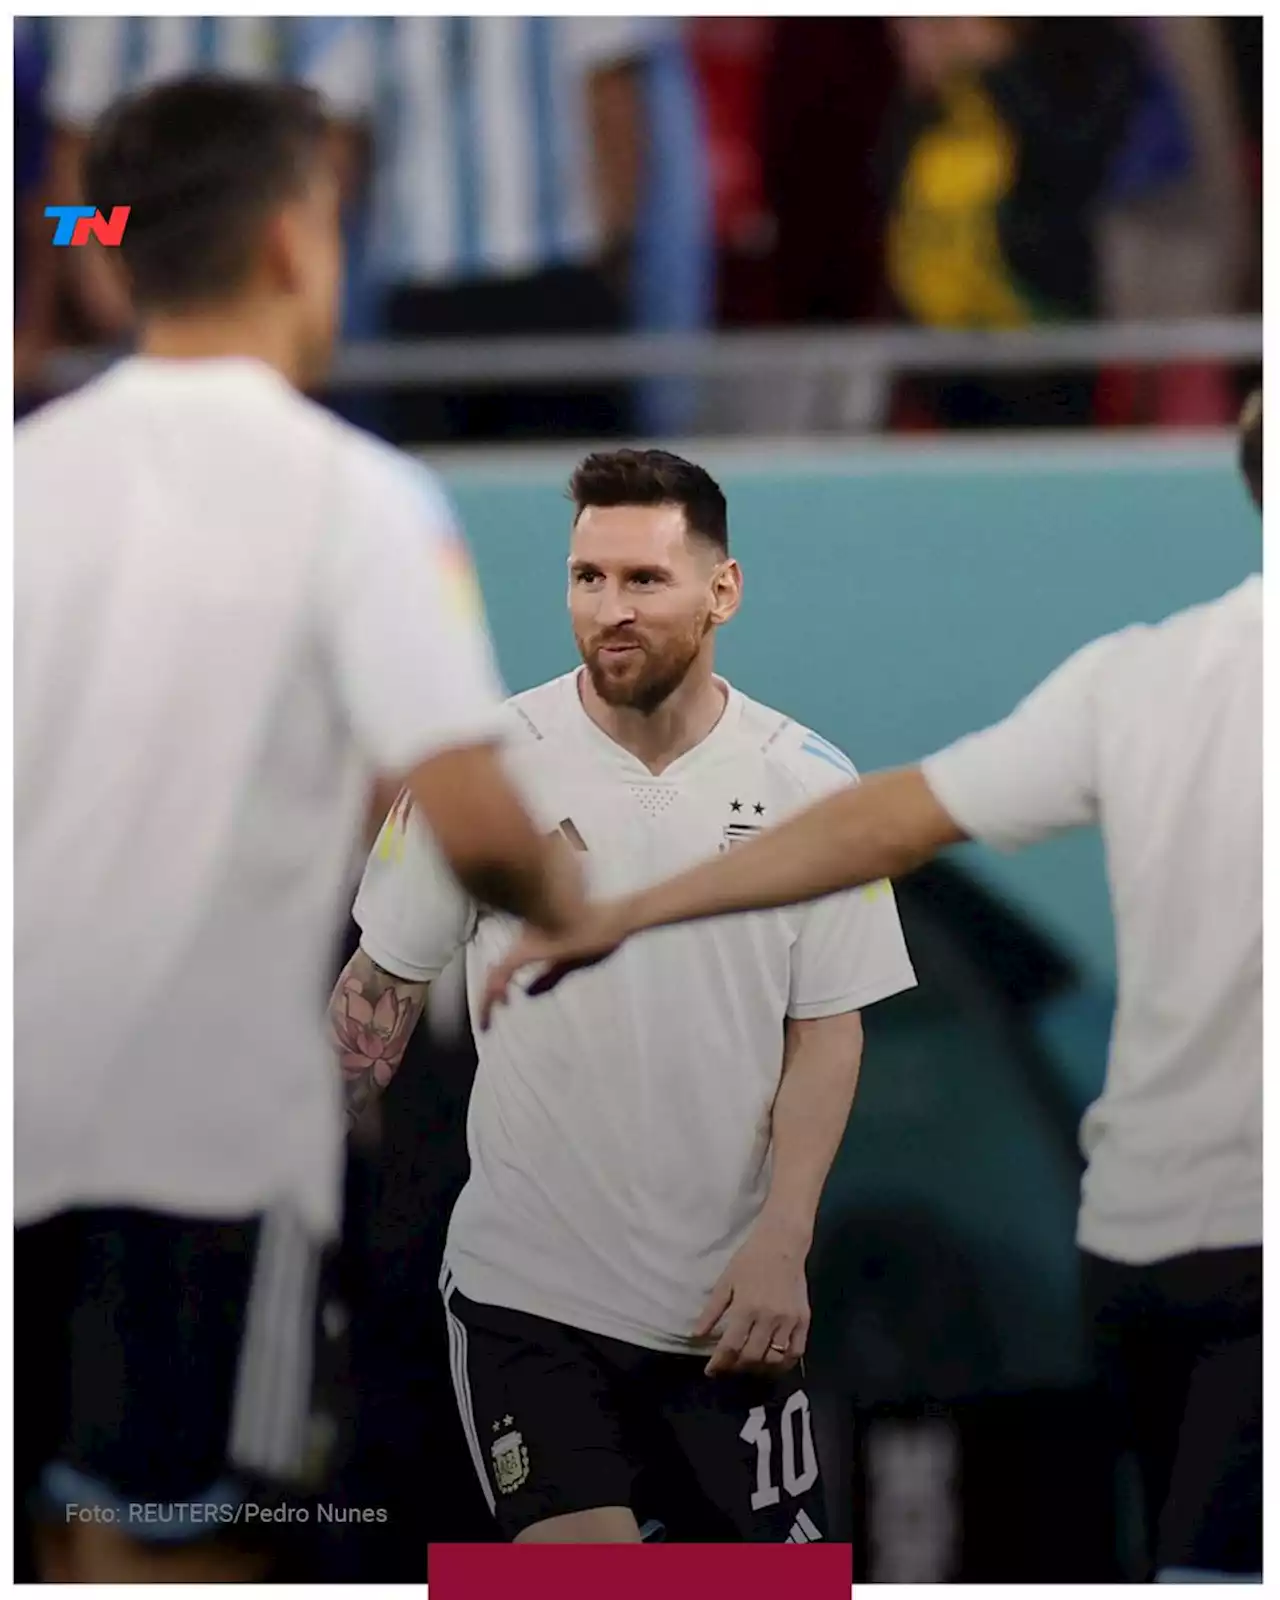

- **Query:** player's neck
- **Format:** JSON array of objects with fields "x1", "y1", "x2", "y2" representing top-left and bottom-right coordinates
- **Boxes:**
[
  {"x1": 138, "y1": 303, "x2": 305, "y2": 387},
  {"x1": 579, "y1": 657, "x2": 727, "y2": 775}
]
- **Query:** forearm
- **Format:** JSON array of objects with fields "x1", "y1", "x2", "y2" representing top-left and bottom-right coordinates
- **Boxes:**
[
  {"x1": 453, "y1": 835, "x2": 582, "y2": 938},
  {"x1": 759, "y1": 1022, "x2": 863, "y2": 1248},
  {"x1": 328, "y1": 947, "x2": 429, "y2": 1129},
  {"x1": 621, "y1": 768, "x2": 959, "y2": 939},
  {"x1": 405, "y1": 746, "x2": 585, "y2": 937}
]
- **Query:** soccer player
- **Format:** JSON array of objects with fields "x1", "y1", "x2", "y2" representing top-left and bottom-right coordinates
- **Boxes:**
[
  {"x1": 332, "y1": 448, "x2": 917, "y2": 1543},
  {"x1": 487, "y1": 397, "x2": 1264, "y2": 1582},
  {"x1": 15, "y1": 77, "x2": 583, "y2": 1585}
]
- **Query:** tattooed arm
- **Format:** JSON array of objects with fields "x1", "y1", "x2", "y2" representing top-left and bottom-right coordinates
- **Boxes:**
[{"x1": 329, "y1": 947, "x2": 430, "y2": 1131}]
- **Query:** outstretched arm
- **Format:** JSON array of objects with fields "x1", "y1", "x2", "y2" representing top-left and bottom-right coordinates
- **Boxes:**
[
  {"x1": 480, "y1": 767, "x2": 960, "y2": 1026},
  {"x1": 479, "y1": 631, "x2": 1116, "y2": 1026},
  {"x1": 619, "y1": 768, "x2": 958, "y2": 930}
]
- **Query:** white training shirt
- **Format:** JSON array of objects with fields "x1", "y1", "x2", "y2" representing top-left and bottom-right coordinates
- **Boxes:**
[
  {"x1": 922, "y1": 575, "x2": 1262, "y2": 1266},
  {"x1": 15, "y1": 355, "x2": 507, "y2": 1240},
  {"x1": 354, "y1": 671, "x2": 917, "y2": 1352}
]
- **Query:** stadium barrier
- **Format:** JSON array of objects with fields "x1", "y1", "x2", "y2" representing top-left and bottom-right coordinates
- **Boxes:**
[{"x1": 39, "y1": 314, "x2": 1262, "y2": 392}]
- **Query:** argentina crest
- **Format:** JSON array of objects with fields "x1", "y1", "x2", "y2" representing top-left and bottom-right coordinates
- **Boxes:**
[{"x1": 491, "y1": 1418, "x2": 529, "y2": 1495}]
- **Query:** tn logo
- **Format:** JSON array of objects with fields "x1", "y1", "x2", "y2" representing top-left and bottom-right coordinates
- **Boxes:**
[{"x1": 46, "y1": 204, "x2": 131, "y2": 247}]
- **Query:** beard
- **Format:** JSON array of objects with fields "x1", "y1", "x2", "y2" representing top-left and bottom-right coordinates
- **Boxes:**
[{"x1": 580, "y1": 617, "x2": 709, "y2": 714}]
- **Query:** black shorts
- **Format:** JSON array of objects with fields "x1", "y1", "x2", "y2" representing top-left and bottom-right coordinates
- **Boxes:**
[
  {"x1": 441, "y1": 1275, "x2": 828, "y2": 1543},
  {"x1": 15, "y1": 1204, "x2": 332, "y2": 1554},
  {"x1": 1082, "y1": 1244, "x2": 1261, "y2": 1579}
]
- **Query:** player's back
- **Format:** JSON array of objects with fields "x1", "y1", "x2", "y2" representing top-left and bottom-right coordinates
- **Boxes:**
[
  {"x1": 16, "y1": 356, "x2": 381, "y2": 1239},
  {"x1": 1082, "y1": 575, "x2": 1261, "y2": 1260}
]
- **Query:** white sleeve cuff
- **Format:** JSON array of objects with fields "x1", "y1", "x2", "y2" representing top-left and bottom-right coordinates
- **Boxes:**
[
  {"x1": 920, "y1": 746, "x2": 1020, "y2": 854},
  {"x1": 355, "y1": 930, "x2": 450, "y2": 986},
  {"x1": 787, "y1": 963, "x2": 918, "y2": 1020}
]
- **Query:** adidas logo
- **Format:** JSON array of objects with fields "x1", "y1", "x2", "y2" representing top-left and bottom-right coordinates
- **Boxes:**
[{"x1": 785, "y1": 1510, "x2": 824, "y2": 1543}]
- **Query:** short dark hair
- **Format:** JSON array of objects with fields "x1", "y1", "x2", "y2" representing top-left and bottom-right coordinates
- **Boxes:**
[
  {"x1": 1239, "y1": 388, "x2": 1262, "y2": 512},
  {"x1": 84, "y1": 74, "x2": 330, "y2": 312},
  {"x1": 569, "y1": 448, "x2": 729, "y2": 554}
]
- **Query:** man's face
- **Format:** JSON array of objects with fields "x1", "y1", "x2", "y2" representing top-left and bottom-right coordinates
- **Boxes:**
[{"x1": 568, "y1": 504, "x2": 739, "y2": 712}]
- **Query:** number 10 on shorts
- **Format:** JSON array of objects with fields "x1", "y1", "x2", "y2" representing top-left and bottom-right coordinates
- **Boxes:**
[{"x1": 741, "y1": 1392, "x2": 819, "y2": 1509}]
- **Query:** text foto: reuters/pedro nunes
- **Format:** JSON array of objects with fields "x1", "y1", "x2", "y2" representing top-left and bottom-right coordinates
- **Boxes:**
[{"x1": 64, "y1": 1502, "x2": 389, "y2": 1527}]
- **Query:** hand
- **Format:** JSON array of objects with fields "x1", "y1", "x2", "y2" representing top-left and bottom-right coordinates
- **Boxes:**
[
  {"x1": 477, "y1": 898, "x2": 633, "y2": 1030},
  {"x1": 692, "y1": 1220, "x2": 811, "y2": 1378}
]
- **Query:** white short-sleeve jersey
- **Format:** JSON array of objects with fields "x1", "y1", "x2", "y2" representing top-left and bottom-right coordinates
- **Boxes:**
[
  {"x1": 354, "y1": 671, "x2": 916, "y2": 1350},
  {"x1": 16, "y1": 356, "x2": 507, "y2": 1240},
  {"x1": 923, "y1": 576, "x2": 1262, "y2": 1265}
]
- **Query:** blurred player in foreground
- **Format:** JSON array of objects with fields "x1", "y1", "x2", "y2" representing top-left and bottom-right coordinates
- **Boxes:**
[
  {"x1": 15, "y1": 76, "x2": 582, "y2": 1585},
  {"x1": 331, "y1": 449, "x2": 916, "y2": 1542},
  {"x1": 486, "y1": 399, "x2": 1263, "y2": 1581}
]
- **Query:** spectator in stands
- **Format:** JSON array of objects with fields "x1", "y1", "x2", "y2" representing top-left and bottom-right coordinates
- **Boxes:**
[
  {"x1": 1095, "y1": 18, "x2": 1252, "y2": 427},
  {"x1": 689, "y1": 16, "x2": 779, "y2": 330},
  {"x1": 39, "y1": 18, "x2": 288, "y2": 348},
  {"x1": 630, "y1": 22, "x2": 714, "y2": 437},
  {"x1": 299, "y1": 18, "x2": 671, "y2": 446},
  {"x1": 1222, "y1": 17, "x2": 1262, "y2": 305},
  {"x1": 881, "y1": 19, "x2": 1141, "y2": 429},
  {"x1": 689, "y1": 20, "x2": 903, "y2": 435},
  {"x1": 766, "y1": 20, "x2": 899, "y2": 333}
]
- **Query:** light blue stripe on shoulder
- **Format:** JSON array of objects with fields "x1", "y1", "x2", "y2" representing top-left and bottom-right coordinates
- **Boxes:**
[
  {"x1": 800, "y1": 738, "x2": 856, "y2": 778},
  {"x1": 805, "y1": 728, "x2": 849, "y2": 762}
]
